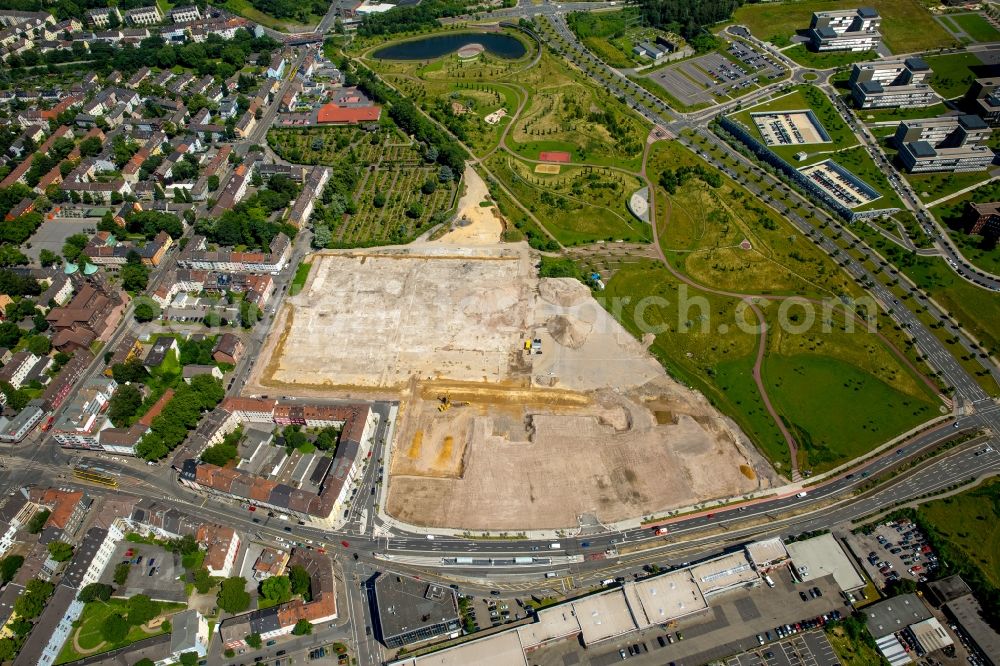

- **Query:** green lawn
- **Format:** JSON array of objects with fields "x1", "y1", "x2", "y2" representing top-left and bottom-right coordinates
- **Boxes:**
[
  {"x1": 56, "y1": 600, "x2": 186, "y2": 664},
  {"x1": 221, "y1": 0, "x2": 322, "y2": 32},
  {"x1": 783, "y1": 44, "x2": 873, "y2": 70},
  {"x1": 290, "y1": 261, "x2": 312, "y2": 296},
  {"x1": 899, "y1": 254, "x2": 1000, "y2": 359},
  {"x1": 733, "y1": 0, "x2": 955, "y2": 52},
  {"x1": 905, "y1": 170, "x2": 994, "y2": 205},
  {"x1": 925, "y1": 52, "x2": 982, "y2": 99},
  {"x1": 951, "y1": 13, "x2": 1000, "y2": 43},
  {"x1": 932, "y1": 180, "x2": 1000, "y2": 275},
  {"x1": 856, "y1": 102, "x2": 951, "y2": 124},
  {"x1": 919, "y1": 479, "x2": 1000, "y2": 587},
  {"x1": 762, "y1": 353, "x2": 938, "y2": 472}
]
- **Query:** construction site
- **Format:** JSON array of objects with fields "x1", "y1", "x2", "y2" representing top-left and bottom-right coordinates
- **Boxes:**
[{"x1": 249, "y1": 235, "x2": 776, "y2": 530}]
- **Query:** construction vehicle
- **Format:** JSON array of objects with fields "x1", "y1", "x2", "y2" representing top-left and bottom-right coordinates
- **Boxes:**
[{"x1": 438, "y1": 395, "x2": 451, "y2": 412}]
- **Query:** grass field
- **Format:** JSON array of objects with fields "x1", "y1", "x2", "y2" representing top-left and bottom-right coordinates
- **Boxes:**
[
  {"x1": 783, "y1": 44, "x2": 873, "y2": 69},
  {"x1": 825, "y1": 624, "x2": 886, "y2": 666},
  {"x1": 485, "y1": 154, "x2": 649, "y2": 245},
  {"x1": 925, "y1": 52, "x2": 982, "y2": 99},
  {"x1": 951, "y1": 13, "x2": 1000, "y2": 43},
  {"x1": 221, "y1": 0, "x2": 321, "y2": 32},
  {"x1": 732, "y1": 0, "x2": 955, "y2": 53},
  {"x1": 762, "y1": 351, "x2": 938, "y2": 472},
  {"x1": 919, "y1": 479, "x2": 1000, "y2": 587},
  {"x1": 906, "y1": 169, "x2": 994, "y2": 205},
  {"x1": 290, "y1": 261, "x2": 311, "y2": 296},
  {"x1": 601, "y1": 259, "x2": 793, "y2": 471},
  {"x1": 855, "y1": 102, "x2": 951, "y2": 124},
  {"x1": 56, "y1": 599, "x2": 185, "y2": 664}
]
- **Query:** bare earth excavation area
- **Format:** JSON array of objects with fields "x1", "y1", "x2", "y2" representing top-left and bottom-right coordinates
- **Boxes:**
[{"x1": 252, "y1": 242, "x2": 776, "y2": 530}]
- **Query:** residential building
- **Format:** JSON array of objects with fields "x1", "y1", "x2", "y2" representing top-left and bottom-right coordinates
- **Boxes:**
[
  {"x1": 220, "y1": 548, "x2": 336, "y2": 648},
  {"x1": 51, "y1": 376, "x2": 117, "y2": 448},
  {"x1": 252, "y1": 547, "x2": 289, "y2": 580},
  {"x1": 169, "y1": 5, "x2": 202, "y2": 23},
  {"x1": 895, "y1": 115, "x2": 996, "y2": 173},
  {"x1": 850, "y1": 57, "x2": 939, "y2": 109},
  {"x1": 0, "y1": 399, "x2": 45, "y2": 443},
  {"x1": 0, "y1": 351, "x2": 42, "y2": 390},
  {"x1": 196, "y1": 524, "x2": 241, "y2": 577},
  {"x1": 143, "y1": 335, "x2": 179, "y2": 369},
  {"x1": 286, "y1": 166, "x2": 330, "y2": 227},
  {"x1": 212, "y1": 333, "x2": 243, "y2": 365},
  {"x1": 168, "y1": 610, "x2": 210, "y2": 661},
  {"x1": 86, "y1": 7, "x2": 121, "y2": 28},
  {"x1": 808, "y1": 8, "x2": 881, "y2": 52},
  {"x1": 267, "y1": 53, "x2": 286, "y2": 79},
  {"x1": 183, "y1": 365, "x2": 224, "y2": 383},
  {"x1": 178, "y1": 233, "x2": 292, "y2": 273},
  {"x1": 124, "y1": 5, "x2": 162, "y2": 26},
  {"x1": 967, "y1": 77, "x2": 1000, "y2": 127}
]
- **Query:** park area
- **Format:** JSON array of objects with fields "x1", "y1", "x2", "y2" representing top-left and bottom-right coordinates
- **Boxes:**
[
  {"x1": 593, "y1": 140, "x2": 944, "y2": 473},
  {"x1": 732, "y1": 0, "x2": 955, "y2": 54},
  {"x1": 56, "y1": 597, "x2": 185, "y2": 664}
]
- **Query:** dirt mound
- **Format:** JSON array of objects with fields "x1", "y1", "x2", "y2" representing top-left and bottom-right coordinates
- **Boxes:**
[
  {"x1": 539, "y1": 278, "x2": 590, "y2": 308},
  {"x1": 547, "y1": 314, "x2": 591, "y2": 349}
]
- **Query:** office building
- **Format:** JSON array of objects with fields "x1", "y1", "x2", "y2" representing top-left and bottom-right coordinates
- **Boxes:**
[
  {"x1": 809, "y1": 8, "x2": 881, "y2": 52},
  {"x1": 850, "y1": 57, "x2": 939, "y2": 109},
  {"x1": 895, "y1": 115, "x2": 995, "y2": 173}
]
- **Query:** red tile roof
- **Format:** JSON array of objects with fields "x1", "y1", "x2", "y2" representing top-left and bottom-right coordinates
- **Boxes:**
[{"x1": 317, "y1": 103, "x2": 381, "y2": 125}]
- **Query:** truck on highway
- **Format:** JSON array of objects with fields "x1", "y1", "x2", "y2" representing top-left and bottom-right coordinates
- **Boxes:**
[
  {"x1": 653, "y1": 527, "x2": 668, "y2": 536},
  {"x1": 549, "y1": 543, "x2": 561, "y2": 550}
]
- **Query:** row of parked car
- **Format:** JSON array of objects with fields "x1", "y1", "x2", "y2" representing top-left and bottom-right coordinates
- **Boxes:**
[{"x1": 759, "y1": 609, "x2": 843, "y2": 644}]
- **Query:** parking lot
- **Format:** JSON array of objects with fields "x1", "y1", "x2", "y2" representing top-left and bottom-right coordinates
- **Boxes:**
[
  {"x1": 845, "y1": 518, "x2": 939, "y2": 589},
  {"x1": 724, "y1": 631, "x2": 841, "y2": 666},
  {"x1": 532, "y1": 566, "x2": 849, "y2": 666},
  {"x1": 645, "y1": 41, "x2": 783, "y2": 107},
  {"x1": 458, "y1": 594, "x2": 529, "y2": 633},
  {"x1": 99, "y1": 540, "x2": 186, "y2": 603}
]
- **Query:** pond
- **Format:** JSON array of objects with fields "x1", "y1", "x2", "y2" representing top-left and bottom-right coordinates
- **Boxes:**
[{"x1": 373, "y1": 32, "x2": 527, "y2": 60}]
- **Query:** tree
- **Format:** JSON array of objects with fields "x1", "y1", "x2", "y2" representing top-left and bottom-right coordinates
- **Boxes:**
[
  {"x1": 39, "y1": 249, "x2": 60, "y2": 267},
  {"x1": 260, "y1": 575, "x2": 291, "y2": 604},
  {"x1": 438, "y1": 165, "x2": 454, "y2": 182},
  {"x1": 62, "y1": 233, "x2": 89, "y2": 263},
  {"x1": 245, "y1": 633, "x2": 262, "y2": 649},
  {"x1": 193, "y1": 568, "x2": 215, "y2": 594},
  {"x1": 127, "y1": 594, "x2": 158, "y2": 626},
  {"x1": 134, "y1": 660, "x2": 155, "y2": 666},
  {"x1": 13, "y1": 579, "x2": 54, "y2": 619},
  {"x1": 102, "y1": 613, "x2": 129, "y2": 643},
  {"x1": 26, "y1": 509, "x2": 50, "y2": 534},
  {"x1": 78, "y1": 582, "x2": 113, "y2": 603},
  {"x1": 200, "y1": 442, "x2": 238, "y2": 467},
  {"x1": 217, "y1": 577, "x2": 250, "y2": 614},
  {"x1": 108, "y1": 384, "x2": 143, "y2": 426},
  {"x1": 134, "y1": 301, "x2": 157, "y2": 322},
  {"x1": 180, "y1": 653, "x2": 199, "y2": 666},
  {"x1": 421, "y1": 178, "x2": 437, "y2": 195},
  {"x1": 114, "y1": 562, "x2": 130, "y2": 586},
  {"x1": 0, "y1": 555, "x2": 23, "y2": 583},
  {"x1": 112, "y1": 359, "x2": 148, "y2": 385},
  {"x1": 47, "y1": 541, "x2": 74, "y2": 562},
  {"x1": 25, "y1": 335, "x2": 50, "y2": 356},
  {"x1": 292, "y1": 618, "x2": 312, "y2": 635},
  {"x1": 289, "y1": 565, "x2": 311, "y2": 599},
  {"x1": 208, "y1": 174, "x2": 220, "y2": 191}
]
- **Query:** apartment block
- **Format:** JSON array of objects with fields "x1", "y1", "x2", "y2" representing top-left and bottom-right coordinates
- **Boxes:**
[
  {"x1": 850, "y1": 57, "x2": 939, "y2": 109},
  {"x1": 809, "y1": 8, "x2": 881, "y2": 52}
]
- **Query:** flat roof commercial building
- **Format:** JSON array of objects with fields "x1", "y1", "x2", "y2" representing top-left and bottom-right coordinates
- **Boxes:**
[
  {"x1": 809, "y1": 8, "x2": 881, "y2": 52},
  {"x1": 943, "y1": 593, "x2": 1000, "y2": 665},
  {"x1": 785, "y1": 533, "x2": 866, "y2": 592},
  {"x1": 850, "y1": 58, "x2": 939, "y2": 109},
  {"x1": 864, "y1": 593, "x2": 933, "y2": 639},
  {"x1": 373, "y1": 573, "x2": 461, "y2": 649}
]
